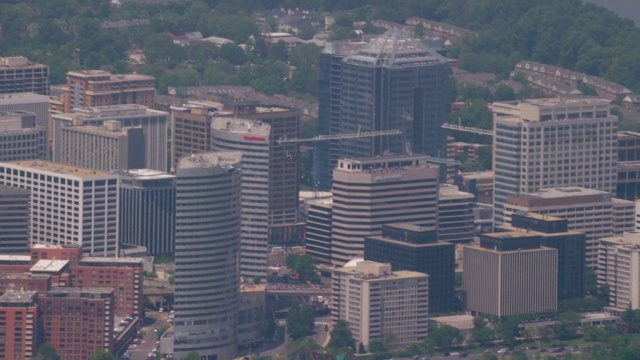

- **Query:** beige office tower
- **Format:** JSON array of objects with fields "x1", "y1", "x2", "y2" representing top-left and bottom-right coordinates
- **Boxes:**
[
  {"x1": 332, "y1": 260, "x2": 429, "y2": 350},
  {"x1": 61, "y1": 120, "x2": 145, "y2": 171},
  {"x1": 330, "y1": 154, "x2": 439, "y2": 266},
  {"x1": 492, "y1": 98, "x2": 617, "y2": 225},
  {"x1": 505, "y1": 187, "x2": 634, "y2": 268},
  {"x1": 598, "y1": 232, "x2": 640, "y2": 310},
  {"x1": 0, "y1": 111, "x2": 46, "y2": 162},
  {"x1": 463, "y1": 232, "x2": 558, "y2": 317}
]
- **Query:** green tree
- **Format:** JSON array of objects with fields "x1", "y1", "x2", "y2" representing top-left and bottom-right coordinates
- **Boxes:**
[
  {"x1": 218, "y1": 43, "x2": 247, "y2": 65},
  {"x1": 284, "y1": 337, "x2": 322, "y2": 360},
  {"x1": 471, "y1": 317, "x2": 495, "y2": 345},
  {"x1": 358, "y1": 342, "x2": 366, "y2": 354},
  {"x1": 496, "y1": 318, "x2": 519, "y2": 346},
  {"x1": 89, "y1": 348, "x2": 115, "y2": 360},
  {"x1": 329, "y1": 320, "x2": 356, "y2": 351},
  {"x1": 268, "y1": 40, "x2": 289, "y2": 62},
  {"x1": 426, "y1": 325, "x2": 463, "y2": 351},
  {"x1": 35, "y1": 343, "x2": 61, "y2": 360},
  {"x1": 183, "y1": 352, "x2": 202, "y2": 360},
  {"x1": 493, "y1": 84, "x2": 516, "y2": 101},
  {"x1": 286, "y1": 253, "x2": 317, "y2": 282},
  {"x1": 286, "y1": 303, "x2": 315, "y2": 340},
  {"x1": 264, "y1": 311, "x2": 277, "y2": 338}
]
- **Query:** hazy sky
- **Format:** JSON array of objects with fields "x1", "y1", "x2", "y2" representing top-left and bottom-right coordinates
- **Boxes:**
[{"x1": 585, "y1": 0, "x2": 640, "y2": 24}]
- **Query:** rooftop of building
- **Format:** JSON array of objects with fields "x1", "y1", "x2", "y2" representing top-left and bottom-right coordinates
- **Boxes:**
[
  {"x1": 62, "y1": 123, "x2": 130, "y2": 137},
  {"x1": 339, "y1": 153, "x2": 430, "y2": 165},
  {"x1": 0, "y1": 291, "x2": 38, "y2": 305},
  {"x1": 31, "y1": 243, "x2": 80, "y2": 250},
  {"x1": 0, "y1": 255, "x2": 31, "y2": 262},
  {"x1": 429, "y1": 313, "x2": 475, "y2": 330},
  {"x1": 466, "y1": 241, "x2": 555, "y2": 254},
  {"x1": 299, "y1": 191, "x2": 332, "y2": 201},
  {"x1": 439, "y1": 184, "x2": 474, "y2": 199},
  {"x1": 0, "y1": 184, "x2": 30, "y2": 195},
  {"x1": 517, "y1": 186, "x2": 608, "y2": 199},
  {"x1": 6, "y1": 160, "x2": 112, "y2": 178},
  {"x1": 337, "y1": 260, "x2": 428, "y2": 280},
  {"x1": 386, "y1": 223, "x2": 431, "y2": 232},
  {"x1": 30, "y1": 259, "x2": 69, "y2": 273},
  {"x1": 0, "y1": 56, "x2": 46, "y2": 68},
  {"x1": 307, "y1": 197, "x2": 333, "y2": 206},
  {"x1": 494, "y1": 97, "x2": 610, "y2": 109},
  {"x1": 119, "y1": 169, "x2": 175, "y2": 180},
  {"x1": 460, "y1": 170, "x2": 494, "y2": 180},
  {"x1": 43, "y1": 287, "x2": 114, "y2": 296},
  {"x1": 0, "y1": 92, "x2": 49, "y2": 101},
  {"x1": 177, "y1": 151, "x2": 243, "y2": 170},
  {"x1": 212, "y1": 117, "x2": 271, "y2": 136},
  {"x1": 513, "y1": 212, "x2": 564, "y2": 222},
  {"x1": 240, "y1": 283, "x2": 266, "y2": 293},
  {"x1": 344, "y1": 28, "x2": 447, "y2": 67},
  {"x1": 80, "y1": 257, "x2": 143, "y2": 265},
  {"x1": 0, "y1": 272, "x2": 51, "y2": 280},
  {"x1": 67, "y1": 70, "x2": 154, "y2": 81}
]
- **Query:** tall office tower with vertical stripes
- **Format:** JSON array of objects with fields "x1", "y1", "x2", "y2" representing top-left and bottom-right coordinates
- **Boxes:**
[
  {"x1": 331, "y1": 154, "x2": 439, "y2": 266},
  {"x1": 316, "y1": 29, "x2": 450, "y2": 188},
  {"x1": 173, "y1": 152, "x2": 241, "y2": 360},
  {"x1": 492, "y1": 98, "x2": 617, "y2": 225},
  {"x1": 118, "y1": 169, "x2": 176, "y2": 255}
]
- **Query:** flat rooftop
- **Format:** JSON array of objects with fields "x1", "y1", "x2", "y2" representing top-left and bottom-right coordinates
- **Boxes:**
[
  {"x1": 119, "y1": 169, "x2": 175, "y2": 180},
  {"x1": 7, "y1": 160, "x2": 112, "y2": 178},
  {"x1": 212, "y1": 117, "x2": 270, "y2": 136},
  {"x1": 0, "y1": 272, "x2": 51, "y2": 280},
  {"x1": 30, "y1": 259, "x2": 69, "y2": 273},
  {"x1": 81, "y1": 257, "x2": 143, "y2": 265},
  {"x1": 386, "y1": 223, "x2": 431, "y2": 232},
  {"x1": 308, "y1": 198, "x2": 333, "y2": 206},
  {"x1": 178, "y1": 152, "x2": 242, "y2": 170},
  {"x1": 0, "y1": 92, "x2": 49, "y2": 101},
  {"x1": 63, "y1": 124, "x2": 128, "y2": 137},
  {"x1": 31, "y1": 243, "x2": 80, "y2": 250},
  {"x1": 0, "y1": 291, "x2": 38, "y2": 305},
  {"x1": 520, "y1": 186, "x2": 607, "y2": 199},
  {"x1": 429, "y1": 313, "x2": 475, "y2": 330},
  {"x1": 0, "y1": 255, "x2": 30, "y2": 262}
]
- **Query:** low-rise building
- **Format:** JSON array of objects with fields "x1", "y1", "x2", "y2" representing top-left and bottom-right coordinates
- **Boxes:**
[{"x1": 0, "y1": 291, "x2": 39, "y2": 360}]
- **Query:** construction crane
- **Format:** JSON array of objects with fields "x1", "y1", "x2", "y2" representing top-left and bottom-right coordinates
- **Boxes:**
[
  {"x1": 442, "y1": 123, "x2": 494, "y2": 136},
  {"x1": 277, "y1": 128, "x2": 403, "y2": 144}
]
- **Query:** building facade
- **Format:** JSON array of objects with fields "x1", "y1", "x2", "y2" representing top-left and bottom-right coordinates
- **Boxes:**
[
  {"x1": 365, "y1": 224, "x2": 455, "y2": 313},
  {"x1": 0, "y1": 111, "x2": 47, "y2": 162},
  {"x1": 437, "y1": 184, "x2": 474, "y2": 243},
  {"x1": 63, "y1": 70, "x2": 155, "y2": 112},
  {"x1": 0, "y1": 291, "x2": 39, "y2": 360},
  {"x1": 0, "y1": 185, "x2": 30, "y2": 254},
  {"x1": 492, "y1": 98, "x2": 617, "y2": 224},
  {"x1": 174, "y1": 152, "x2": 242, "y2": 360},
  {"x1": 52, "y1": 105, "x2": 168, "y2": 172},
  {"x1": 331, "y1": 154, "x2": 439, "y2": 266},
  {"x1": 61, "y1": 120, "x2": 145, "y2": 171},
  {"x1": 316, "y1": 29, "x2": 451, "y2": 188},
  {"x1": 505, "y1": 187, "x2": 634, "y2": 268},
  {"x1": 598, "y1": 232, "x2": 640, "y2": 310},
  {"x1": 332, "y1": 261, "x2": 429, "y2": 350},
  {"x1": 0, "y1": 57, "x2": 49, "y2": 95},
  {"x1": 170, "y1": 100, "x2": 223, "y2": 171},
  {"x1": 0, "y1": 161, "x2": 119, "y2": 256},
  {"x1": 118, "y1": 169, "x2": 176, "y2": 255},
  {"x1": 463, "y1": 232, "x2": 558, "y2": 317},
  {"x1": 304, "y1": 198, "x2": 333, "y2": 265}
]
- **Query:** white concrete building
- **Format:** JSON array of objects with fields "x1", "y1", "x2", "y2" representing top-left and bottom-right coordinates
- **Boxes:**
[
  {"x1": 0, "y1": 160, "x2": 119, "y2": 256},
  {"x1": 598, "y1": 232, "x2": 640, "y2": 310},
  {"x1": 332, "y1": 260, "x2": 429, "y2": 350},
  {"x1": 493, "y1": 98, "x2": 617, "y2": 225}
]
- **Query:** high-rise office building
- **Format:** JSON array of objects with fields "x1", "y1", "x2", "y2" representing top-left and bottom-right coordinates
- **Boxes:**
[
  {"x1": 0, "y1": 111, "x2": 46, "y2": 162},
  {"x1": 174, "y1": 152, "x2": 242, "y2": 360},
  {"x1": 492, "y1": 98, "x2": 617, "y2": 224},
  {"x1": 0, "y1": 93, "x2": 49, "y2": 148},
  {"x1": 118, "y1": 169, "x2": 176, "y2": 255},
  {"x1": 316, "y1": 29, "x2": 451, "y2": 188},
  {"x1": 63, "y1": 70, "x2": 155, "y2": 112},
  {"x1": 498, "y1": 212, "x2": 586, "y2": 301},
  {"x1": 39, "y1": 288, "x2": 115, "y2": 358},
  {"x1": 332, "y1": 261, "x2": 429, "y2": 350},
  {"x1": 437, "y1": 184, "x2": 474, "y2": 243},
  {"x1": 505, "y1": 186, "x2": 634, "y2": 268},
  {"x1": 598, "y1": 232, "x2": 640, "y2": 310},
  {"x1": 0, "y1": 291, "x2": 39, "y2": 360},
  {"x1": 0, "y1": 185, "x2": 30, "y2": 254},
  {"x1": 0, "y1": 161, "x2": 119, "y2": 256},
  {"x1": 0, "y1": 57, "x2": 49, "y2": 95},
  {"x1": 616, "y1": 131, "x2": 640, "y2": 201},
  {"x1": 463, "y1": 232, "x2": 558, "y2": 317},
  {"x1": 305, "y1": 198, "x2": 333, "y2": 265},
  {"x1": 331, "y1": 154, "x2": 439, "y2": 266},
  {"x1": 211, "y1": 117, "x2": 303, "y2": 278},
  {"x1": 61, "y1": 120, "x2": 145, "y2": 171},
  {"x1": 365, "y1": 224, "x2": 455, "y2": 313},
  {"x1": 52, "y1": 105, "x2": 168, "y2": 172}
]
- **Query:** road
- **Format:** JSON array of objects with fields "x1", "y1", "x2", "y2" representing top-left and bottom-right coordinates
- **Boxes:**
[
  {"x1": 256, "y1": 315, "x2": 331, "y2": 358},
  {"x1": 123, "y1": 311, "x2": 170, "y2": 360}
]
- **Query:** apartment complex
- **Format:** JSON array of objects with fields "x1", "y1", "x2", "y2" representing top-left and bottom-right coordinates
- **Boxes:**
[
  {"x1": 463, "y1": 232, "x2": 558, "y2": 317},
  {"x1": 437, "y1": 184, "x2": 474, "y2": 243},
  {"x1": 365, "y1": 224, "x2": 455, "y2": 313},
  {"x1": 0, "y1": 56, "x2": 49, "y2": 95},
  {"x1": 0, "y1": 161, "x2": 119, "y2": 256},
  {"x1": 305, "y1": 198, "x2": 333, "y2": 265},
  {"x1": 331, "y1": 154, "x2": 439, "y2": 266},
  {"x1": 492, "y1": 98, "x2": 617, "y2": 224},
  {"x1": 63, "y1": 70, "x2": 155, "y2": 112},
  {"x1": 61, "y1": 120, "x2": 145, "y2": 171},
  {"x1": 316, "y1": 29, "x2": 451, "y2": 188},
  {"x1": 0, "y1": 111, "x2": 47, "y2": 162},
  {"x1": 52, "y1": 105, "x2": 168, "y2": 172},
  {"x1": 174, "y1": 152, "x2": 242, "y2": 360},
  {"x1": 118, "y1": 169, "x2": 176, "y2": 255},
  {"x1": 0, "y1": 291, "x2": 39, "y2": 360},
  {"x1": 505, "y1": 187, "x2": 634, "y2": 268},
  {"x1": 598, "y1": 232, "x2": 640, "y2": 310},
  {"x1": 0, "y1": 185, "x2": 30, "y2": 254},
  {"x1": 332, "y1": 261, "x2": 429, "y2": 350}
]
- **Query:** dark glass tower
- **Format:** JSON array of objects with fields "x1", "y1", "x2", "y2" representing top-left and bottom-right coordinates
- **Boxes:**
[{"x1": 314, "y1": 29, "x2": 451, "y2": 189}]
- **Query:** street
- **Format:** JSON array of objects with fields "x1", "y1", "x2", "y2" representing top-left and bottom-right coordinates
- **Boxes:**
[{"x1": 123, "y1": 311, "x2": 170, "y2": 360}]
